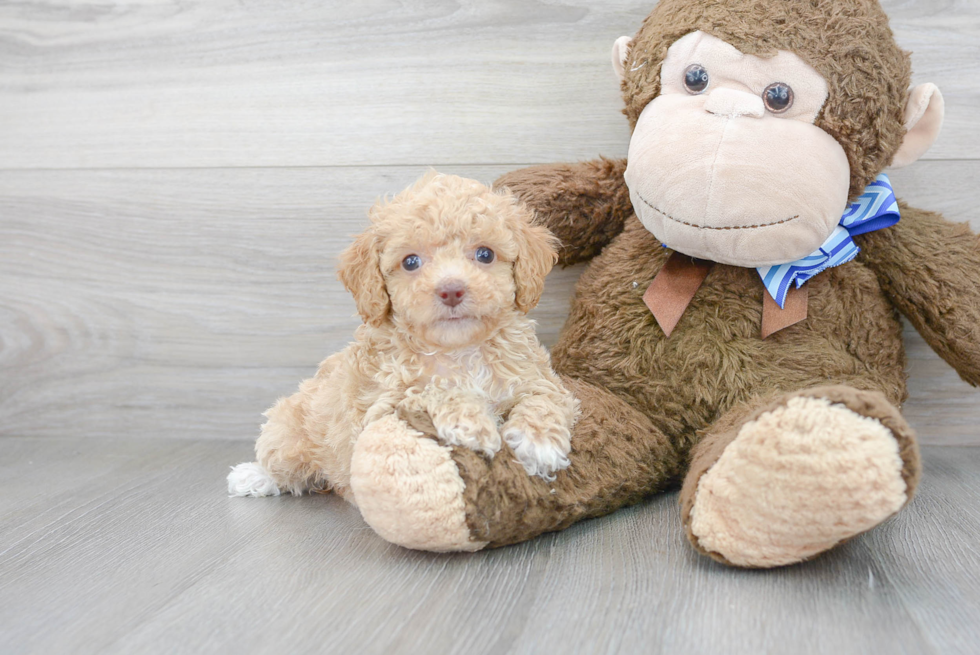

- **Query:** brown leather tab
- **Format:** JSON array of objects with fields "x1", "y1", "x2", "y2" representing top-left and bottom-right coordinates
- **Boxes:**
[
  {"x1": 643, "y1": 252, "x2": 713, "y2": 337},
  {"x1": 761, "y1": 284, "x2": 809, "y2": 339}
]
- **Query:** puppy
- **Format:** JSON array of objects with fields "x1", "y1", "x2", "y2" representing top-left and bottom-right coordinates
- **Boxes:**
[{"x1": 228, "y1": 172, "x2": 578, "y2": 502}]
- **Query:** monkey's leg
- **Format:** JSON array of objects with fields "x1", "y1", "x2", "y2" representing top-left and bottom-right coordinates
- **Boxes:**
[
  {"x1": 349, "y1": 376, "x2": 685, "y2": 551},
  {"x1": 680, "y1": 385, "x2": 921, "y2": 568}
]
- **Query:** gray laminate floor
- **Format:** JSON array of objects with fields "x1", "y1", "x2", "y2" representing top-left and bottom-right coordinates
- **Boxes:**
[{"x1": 1, "y1": 437, "x2": 978, "y2": 655}]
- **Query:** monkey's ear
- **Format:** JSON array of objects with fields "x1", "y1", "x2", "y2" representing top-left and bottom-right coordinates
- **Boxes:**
[
  {"x1": 612, "y1": 36, "x2": 633, "y2": 82},
  {"x1": 337, "y1": 229, "x2": 390, "y2": 327},
  {"x1": 890, "y1": 83, "x2": 945, "y2": 169}
]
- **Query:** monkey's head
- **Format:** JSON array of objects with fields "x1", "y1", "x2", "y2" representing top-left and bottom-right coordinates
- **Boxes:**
[{"x1": 614, "y1": 0, "x2": 944, "y2": 267}]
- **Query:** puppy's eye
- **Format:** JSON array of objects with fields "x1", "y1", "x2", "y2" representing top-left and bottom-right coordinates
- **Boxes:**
[
  {"x1": 475, "y1": 247, "x2": 495, "y2": 264},
  {"x1": 402, "y1": 254, "x2": 421, "y2": 271}
]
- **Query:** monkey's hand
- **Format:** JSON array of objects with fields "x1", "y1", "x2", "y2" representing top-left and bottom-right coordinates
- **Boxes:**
[{"x1": 495, "y1": 157, "x2": 633, "y2": 267}]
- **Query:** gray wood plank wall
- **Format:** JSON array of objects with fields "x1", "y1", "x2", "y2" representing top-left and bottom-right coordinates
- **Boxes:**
[{"x1": 2, "y1": 0, "x2": 979, "y2": 445}]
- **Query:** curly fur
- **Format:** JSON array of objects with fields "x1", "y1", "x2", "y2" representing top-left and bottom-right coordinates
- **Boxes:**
[{"x1": 229, "y1": 172, "x2": 578, "y2": 499}]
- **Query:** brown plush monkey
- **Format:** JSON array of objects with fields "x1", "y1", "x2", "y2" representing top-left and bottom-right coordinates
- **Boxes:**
[{"x1": 347, "y1": 0, "x2": 978, "y2": 567}]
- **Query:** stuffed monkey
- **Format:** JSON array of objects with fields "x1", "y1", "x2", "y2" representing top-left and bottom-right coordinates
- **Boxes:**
[{"x1": 347, "y1": 0, "x2": 978, "y2": 567}]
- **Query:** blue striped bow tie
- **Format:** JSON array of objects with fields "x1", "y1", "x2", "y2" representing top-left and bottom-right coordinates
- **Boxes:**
[{"x1": 758, "y1": 174, "x2": 900, "y2": 308}]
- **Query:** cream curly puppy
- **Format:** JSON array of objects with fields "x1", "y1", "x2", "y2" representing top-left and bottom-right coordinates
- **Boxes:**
[{"x1": 228, "y1": 172, "x2": 578, "y2": 502}]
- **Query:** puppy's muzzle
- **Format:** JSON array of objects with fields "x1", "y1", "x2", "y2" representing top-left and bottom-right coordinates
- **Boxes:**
[{"x1": 436, "y1": 280, "x2": 467, "y2": 308}]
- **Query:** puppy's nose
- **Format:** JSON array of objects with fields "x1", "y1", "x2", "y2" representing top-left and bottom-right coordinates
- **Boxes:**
[{"x1": 436, "y1": 280, "x2": 466, "y2": 307}]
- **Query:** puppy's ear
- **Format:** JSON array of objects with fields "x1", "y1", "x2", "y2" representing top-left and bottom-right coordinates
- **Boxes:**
[
  {"x1": 513, "y1": 209, "x2": 559, "y2": 313},
  {"x1": 337, "y1": 228, "x2": 390, "y2": 327}
]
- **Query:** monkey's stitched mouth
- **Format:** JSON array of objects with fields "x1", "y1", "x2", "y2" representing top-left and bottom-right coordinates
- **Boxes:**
[{"x1": 637, "y1": 193, "x2": 799, "y2": 230}]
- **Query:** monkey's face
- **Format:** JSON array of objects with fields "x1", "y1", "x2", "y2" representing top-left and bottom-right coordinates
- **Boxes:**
[{"x1": 622, "y1": 31, "x2": 851, "y2": 267}]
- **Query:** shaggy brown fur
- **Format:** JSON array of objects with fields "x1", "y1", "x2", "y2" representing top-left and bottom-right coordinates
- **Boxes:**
[
  {"x1": 498, "y1": 158, "x2": 634, "y2": 267},
  {"x1": 342, "y1": 0, "x2": 974, "y2": 566},
  {"x1": 450, "y1": 376, "x2": 683, "y2": 546},
  {"x1": 855, "y1": 203, "x2": 980, "y2": 386},
  {"x1": 460, "y1": 148, "x2": 980, "y2": 555},
  {"x1": 620, "y1": 0, "x2": 911, "y2": 200},
  {"x1": 440, "y1": 2, "x2": 975, "y2": 559},
  {"x1": 450, "y1": 207, "x2": 925, "y2": 548},
  {"x1": 448, "y1": 175, "x2": 953, "y2": 553}
]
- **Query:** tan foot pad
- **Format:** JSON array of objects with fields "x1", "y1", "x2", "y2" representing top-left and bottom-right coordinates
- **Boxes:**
[
  {"x1": 350, "y1": 414, "x2": 487, "y2": 553},
  {"x1": 690, "y1": 396, "x2": 907, "y2": 567}
]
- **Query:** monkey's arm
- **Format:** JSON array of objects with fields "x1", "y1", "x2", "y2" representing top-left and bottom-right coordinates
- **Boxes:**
[
  {"x1": 855, "y1": 201, "x2": 980, "y2": 386},
  {"x1": 495, "y1": 158, "x2": 632, "y2": 266}
]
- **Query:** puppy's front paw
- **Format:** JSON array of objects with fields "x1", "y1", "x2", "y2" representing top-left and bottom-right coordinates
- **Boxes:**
[
  {"x1": 227, "y1": 462, "x2": 281, "y2": 497},
  {"x1": 433, "y1": 408, "x2": 502, "y2": 458},
  {"x1": 502, "y1": 421, "x2": 571, "y2": 481}
]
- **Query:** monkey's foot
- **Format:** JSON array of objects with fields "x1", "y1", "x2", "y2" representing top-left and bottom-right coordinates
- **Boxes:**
[
  {"x1": 349, "y1": 414, "x2": 487, "y2": 552},
  {"x1": 685, "y1": 388, "x2": 918, "y2": 568}
]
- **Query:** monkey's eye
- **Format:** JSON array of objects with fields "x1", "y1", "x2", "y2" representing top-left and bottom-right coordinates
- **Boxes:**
[
  {"x1": 763, "y1": 82, "x2": 794, "y2": 113},
  {"x1": 683, "y1": 64, "x2": 709, "y2": 94},
  {"x1": 402, "y1": 254, "x2": 422, "y2": 271},
  {"x1": 475, "y1": 247, "x2": 495, "y2": 264}
]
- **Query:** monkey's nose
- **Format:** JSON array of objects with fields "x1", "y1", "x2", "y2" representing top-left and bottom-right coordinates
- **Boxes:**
[
  {"x1": 436, "y1": 280, "x2": 466, "y2": 307},
  {"x1": 704, "y1": 87, "x2": 765, "y2": 119}
]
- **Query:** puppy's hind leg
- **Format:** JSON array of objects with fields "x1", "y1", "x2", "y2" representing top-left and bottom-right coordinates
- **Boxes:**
[{"x1": 229, "y1": 382, "x2": 322, "y2": 497}]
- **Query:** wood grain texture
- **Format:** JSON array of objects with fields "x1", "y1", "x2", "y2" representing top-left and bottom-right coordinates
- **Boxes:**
[
  {"x1": 0, "y1": 0, "x2": 977, "y2": 169},
  {"x1": 0, "y1": 437, "x2": 978, "y2": 654},
  {"x1": 2, "y1": 162, "x2": 979, "y2": 444}
]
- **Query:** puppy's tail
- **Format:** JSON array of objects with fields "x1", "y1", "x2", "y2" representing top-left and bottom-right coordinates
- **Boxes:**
[{"x1": 227, "y1": 462, "x2": 281, "y2": 497}]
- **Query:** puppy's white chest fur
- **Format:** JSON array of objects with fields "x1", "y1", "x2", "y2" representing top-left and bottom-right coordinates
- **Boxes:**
[{"x1": 419, "y1": 346, "x2": 509, "y2": 410}]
